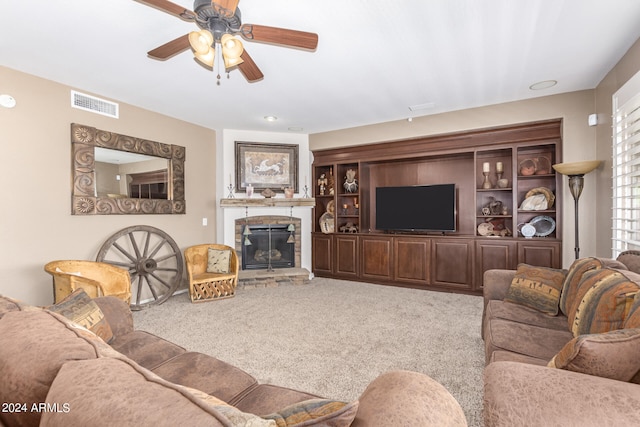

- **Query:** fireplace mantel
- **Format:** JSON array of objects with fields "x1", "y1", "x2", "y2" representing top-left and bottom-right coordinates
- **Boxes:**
[{"x1": 220, "y1": 198, "x2": 315, "y2": 208}]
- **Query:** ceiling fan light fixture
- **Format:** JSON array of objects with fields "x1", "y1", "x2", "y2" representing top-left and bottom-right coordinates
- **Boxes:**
[
  {"x1": 221, "y1": 34, "x2": 244, "y2": 69},
  {"x1": 189, "y1": 30, "x2": 214, "y2": 54},
  {"x1": 194, "y1": 47, "x2": 215, "y2": 68},
  {"x1": 221, "y1": 34, "x2": 244, "y2": 57},
  {"x1": 223, "y1": 55, "x2": 244, "y2": 69}
]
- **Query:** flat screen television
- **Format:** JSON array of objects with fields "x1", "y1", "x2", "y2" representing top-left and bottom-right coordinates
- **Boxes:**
[{"x1": 376, "y1": 184, "x2": 456, "y2": 232}]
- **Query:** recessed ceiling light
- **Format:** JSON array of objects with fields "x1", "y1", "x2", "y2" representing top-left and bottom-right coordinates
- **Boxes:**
[
  {"x1": 0, "y1": 94, "x2": 16, "y2": 108},
  {"x1": 529, "y1": 80, "x2": 557, "y2": 90},
  {"x1": 264, "y1": 115, "x2": 278, "y2": 122}
]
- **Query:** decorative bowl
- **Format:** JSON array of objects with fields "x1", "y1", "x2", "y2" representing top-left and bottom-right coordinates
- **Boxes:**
[{"x1": 519, "y1": 159, "x2": 536, "y2": 176}]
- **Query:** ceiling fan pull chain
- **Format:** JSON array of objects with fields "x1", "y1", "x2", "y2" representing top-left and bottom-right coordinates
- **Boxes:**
[{"x1": 216, "y1": 43, "x2": 222, "y2": 85}]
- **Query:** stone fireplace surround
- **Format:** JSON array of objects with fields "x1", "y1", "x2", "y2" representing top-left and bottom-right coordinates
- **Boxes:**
[
  {"x1": 220, "y1": 201, "x2": 314, "y2": 288},
  {"x1": 235, "y1": 215, "x2": 301, "y2": 270},
  {"x1": 234, "y1": 215, "x2": 309, "y2": 287}
]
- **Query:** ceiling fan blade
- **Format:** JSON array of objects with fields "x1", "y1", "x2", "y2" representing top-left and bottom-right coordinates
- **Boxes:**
[
  {"x1": 148, "y1": 34, "x2": 191, "y2": 60},
  {"x1": 212, "y1": 0, "x2": 239, "y2": 19},
  {"x1": 237, "y1": 50, "x2": 264, "y2": 82},
  {"x1": 135, "y1": 0, "x2": 196, "y2": 20},
  {"x1": 240, "y1": 24, "x2": 318, "y2": 50}
]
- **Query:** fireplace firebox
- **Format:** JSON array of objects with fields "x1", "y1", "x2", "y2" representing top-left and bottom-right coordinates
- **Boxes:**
[{"x1": 241, "y1": 224, "x2": 295, "y2": 270}]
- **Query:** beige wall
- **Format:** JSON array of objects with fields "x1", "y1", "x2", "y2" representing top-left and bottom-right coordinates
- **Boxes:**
[
  {"x1": 0, "y1": 66, "x2": 217, "y2": 305},
  {"x1": 594, "y1": 38, "x2": 640, "y2": 256},
  {"x1": 310, "y1": 90, "x2": 598, "y2": 267}
]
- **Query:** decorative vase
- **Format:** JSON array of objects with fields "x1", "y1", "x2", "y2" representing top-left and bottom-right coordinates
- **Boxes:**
[{"x1": 284, "y1": 187, "x2": 294, "y2": 198}]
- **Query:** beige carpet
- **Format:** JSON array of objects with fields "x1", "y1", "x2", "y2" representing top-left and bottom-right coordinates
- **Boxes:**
[{"x1": 133, "y1": 278, "x2": 485, "y2": 426}]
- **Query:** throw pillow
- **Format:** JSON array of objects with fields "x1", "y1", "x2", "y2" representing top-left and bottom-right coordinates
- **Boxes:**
[
  {"x1": 190, "y1": 388, "x2": 358, "y2": 427},
  {"x1": 504, "y1": 264, "x2": 567, "y2": 316},
  {"x1": 548, "y1": 328, "x2": 640, "y2": 382},
  {"x1": 207, "y1": 248, "x2": 231, "y2": 274},
  {"x1": 569, "y1": 269, "x2": 640, "y2": 337},
  {"x1": 0, "y1": 294, "x2": 29, "y2": 319},
  {"x1": 559, "y1": 257, "x2": 628, "y2": 316},
  {"x1": 624, "y1": 292, "x2": 640, "y2": 328},
  {"x1": 264, "y1": 398, "x2": 359, "y2": 427},
  {"x1": 48, "y1": 288, "x2": 114, "y2": 343}
]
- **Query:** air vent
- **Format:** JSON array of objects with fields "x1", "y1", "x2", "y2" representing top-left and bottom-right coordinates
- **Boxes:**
[{"x1": 71, "y1": 90, "x2": 119, "y2": 118}]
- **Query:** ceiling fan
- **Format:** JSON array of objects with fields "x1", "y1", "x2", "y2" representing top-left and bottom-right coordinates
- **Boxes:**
[{"x1": 136, "y1": 0, "x2": 319, "y2": 82}]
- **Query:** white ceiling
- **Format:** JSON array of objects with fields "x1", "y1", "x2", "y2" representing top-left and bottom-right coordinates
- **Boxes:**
[{"x1": 2, "y1": 1, "x2": 640, "y2": 134}]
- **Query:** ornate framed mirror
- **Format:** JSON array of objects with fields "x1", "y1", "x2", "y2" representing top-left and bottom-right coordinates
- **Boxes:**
[{"x1": 71, "y1": 123, "x2": 186, "y2": 215}]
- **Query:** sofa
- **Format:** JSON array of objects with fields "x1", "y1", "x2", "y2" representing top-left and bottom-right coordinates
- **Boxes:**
[
  {"x1": 0, "y1": 290, "x2": 468, "y2": 427},
  {"x1": 482, "y1": 254, "x2": 640, "y2": 426}
]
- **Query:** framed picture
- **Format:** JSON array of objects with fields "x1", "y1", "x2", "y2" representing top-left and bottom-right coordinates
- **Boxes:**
[{"x1": 235, "y1": 141, "x2": 299, "y2": 193}]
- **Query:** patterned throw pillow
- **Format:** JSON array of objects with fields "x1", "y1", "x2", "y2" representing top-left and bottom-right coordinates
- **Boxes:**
[
  {"x1": 0, "y1": 294, "x2": 28, "y2": 319},
  {"x1": 264, "y1": 399, "x2": 359, "y2": 427},
  {"x1": 624, "y1": 292, "x2": 640, "y2": 328},
  {"x1": 568, "y1": 269, "x2": 640, "y2": 337},
  {"x1": 187, "y1": 386, "x2": 358, "y2": 427},
  {"x1": 504, "y1": 264, "x2": 567, "y2": 316},
  {"x1": 207, "y1": 248, "x2": 231, "y2": 274},
  {"x1": 559, "y1": 257, "x2": 628, "y2": 316},
  {"x1": 548, "y1": 328, "x2": 640, "y2": 382},
  {"x1": 48, "y1": 288, "x2": 114, "y2": 343}
]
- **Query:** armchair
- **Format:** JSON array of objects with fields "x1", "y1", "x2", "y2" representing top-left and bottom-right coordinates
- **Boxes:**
[
  {"x1": 44, "y1": 260, "x2": 132, "y2": 304},
  {"x1": 184, "y1": 244, "x2": 239, "y2": 303}
]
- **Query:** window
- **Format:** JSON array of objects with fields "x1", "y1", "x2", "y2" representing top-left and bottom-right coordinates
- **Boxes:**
[{"x1": 612, "y1": 70, "x2": 640, "y2": 257}]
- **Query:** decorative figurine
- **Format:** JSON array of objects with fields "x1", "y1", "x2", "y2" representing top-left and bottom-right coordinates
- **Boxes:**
[
  {"x1": 317, "y1": 173, "x2": 328, "y2": 195},
  {"x1": 344, "y1": 169, "x2": 358, "y2": 193}
]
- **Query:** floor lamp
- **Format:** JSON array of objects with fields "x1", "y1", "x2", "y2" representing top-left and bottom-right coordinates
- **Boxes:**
[{"x1": 552, "y1": 160, "x2": 602, "y2": 260}]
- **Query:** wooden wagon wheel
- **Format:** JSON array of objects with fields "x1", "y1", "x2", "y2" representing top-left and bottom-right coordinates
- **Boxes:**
[{"x1": 96, "y1": 225, "x2": 183, "y2": 310}]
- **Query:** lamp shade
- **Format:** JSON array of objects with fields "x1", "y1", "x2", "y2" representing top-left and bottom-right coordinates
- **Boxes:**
[
  {"x1": 221, "y1": 34, "x2": 244, "y2": 68},
  {"x1": 189, "y1": 30, "x2": 214, "y2": 54},
  {"x1": 552, "y1": 160, "x2": 602, "y2": 176},
  {"x1": 194, "y1": 47, "x2": 215, "y2": 68},
  {"x1": 223, "y1": 54, "x2": 244, "y2": 69}
]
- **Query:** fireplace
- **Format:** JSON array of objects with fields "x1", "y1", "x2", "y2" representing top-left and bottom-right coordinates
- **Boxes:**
[
  {"x1": 235, "y1": 215, "x2": 302, "y2": 271},
  {"x1": 241, "y1": 224, "x2": 295, "y2": 270}
]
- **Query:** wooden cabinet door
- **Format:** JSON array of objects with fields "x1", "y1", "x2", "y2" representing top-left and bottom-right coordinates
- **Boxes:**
[
  {"x1": 431, "y1": 239, "x2": 474, "y2": 290},
  {"x1": 335, "y1": 235, "x2": 358, "y2": 278},
  {"x1": 517, "y1": 240, "x2": 561, "y2": 268},
  {"x1": 312, "y1": 234, "x2": 333, "y2": 276},
  {"x1": 394, "y1": 237, "x2": 430, "y2": 286},
  {"x1": 475, "y1": 240, "x2": 517, "y2": 290},
  {"x1": 360, "y1": 236, "x2": 393, "y2": 281}
]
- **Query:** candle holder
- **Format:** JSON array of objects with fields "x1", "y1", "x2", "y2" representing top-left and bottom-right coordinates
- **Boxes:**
[
  {"x1": 482, "y1": 171, "x2": 492, "y2": 189},
  {"x1": 302, "y1": 184, "x2": 310, "y2": 198},
  {"x1": 227, "y1": 183, "x2": 235, "y2": 198}
]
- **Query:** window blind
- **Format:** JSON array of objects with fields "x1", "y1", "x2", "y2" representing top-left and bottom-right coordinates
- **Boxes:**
[{"x1": 612, "y1": 70, "x2": 640, "y2": 257}]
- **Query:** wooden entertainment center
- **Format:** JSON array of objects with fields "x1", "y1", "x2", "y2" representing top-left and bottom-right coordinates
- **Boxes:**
[{"x1": 311, "y1": 119, "x2": 563, "y2": 295}]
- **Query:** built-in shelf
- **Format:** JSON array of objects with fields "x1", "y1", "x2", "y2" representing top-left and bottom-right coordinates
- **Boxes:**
[
  {"x1": 220, "y1": 198, "x2": 316, "y2": 208},
  {"x1": 311, "y1": 119, "x2": 563, "y2": 294}
]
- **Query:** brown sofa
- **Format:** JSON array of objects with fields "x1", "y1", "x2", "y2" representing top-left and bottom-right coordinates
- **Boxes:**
[
  {"x1": 482, "y1": 255, "x2": 640, "y2": 426},
  {"x1": 0, "y1": 292, "x2": 468, "y2": 427}
]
